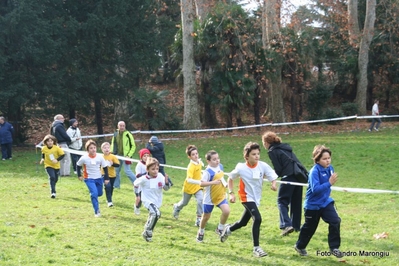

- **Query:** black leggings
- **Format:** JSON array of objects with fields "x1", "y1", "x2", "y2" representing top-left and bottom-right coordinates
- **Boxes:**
[{"x1": 230, "y1": 201, "x2": 262, "y2": 247}]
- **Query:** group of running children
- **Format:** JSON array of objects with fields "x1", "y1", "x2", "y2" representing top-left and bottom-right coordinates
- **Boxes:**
[{"x1": 39, "y1": 133, "x2": 343, "y2": 259}]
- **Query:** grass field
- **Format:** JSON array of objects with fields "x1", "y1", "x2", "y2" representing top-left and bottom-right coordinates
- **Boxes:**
[{"x1": 1, "y1": 126, "x2": 399, "y2": 265}]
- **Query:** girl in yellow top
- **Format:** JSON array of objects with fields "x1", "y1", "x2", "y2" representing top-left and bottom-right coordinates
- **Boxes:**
[
  {"x1": 40, "y1": 135, "x2": 65, "y2": 199},
  {"x1": 101, "y1": 142, "x2": 120, "y2": 207},
  {"x1": 173, "y1": 145, "x2": 204, "y2": 226}
]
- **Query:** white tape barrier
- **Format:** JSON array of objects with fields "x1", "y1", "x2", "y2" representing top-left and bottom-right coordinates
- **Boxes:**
[
  {"x1": 35, "y1": 146, "x2": 189, "y2": 171},
  {"x1": 35, "y1": 146, "x2": 399, "y2": 195},
  {"x1": 43, "y1": 114, "x2": 399, "y2": 140},
  {"x1": 277, "y1": 180, "x2": 399, "y2": 194}
]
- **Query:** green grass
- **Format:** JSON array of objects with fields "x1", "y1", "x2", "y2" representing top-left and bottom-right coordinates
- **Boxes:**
[{"x1": 1, "y1": 127, "x2": 399, "y2": 265}]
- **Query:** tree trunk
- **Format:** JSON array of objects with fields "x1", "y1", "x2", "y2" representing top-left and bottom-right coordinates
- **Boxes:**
[
  {"x1": 348, "y1": 0, "x2": 360, "y2": 47},
  {"x1": 195, "y1": 0, "x2": 216, "y2": 22},
  {"x1": 181, "y1": 0, "x2": 201, "y2": 129},
  {"x1": 94, "y1": 96, "x2": 104, "y2": 135},
  {"x1": 262, "y1": 0, "x2": 285, "y2": 123},
  {"x1": 355, "y1": 0, "x2": 376, "y2": 115},
  {"x1": 289, "y1": 54, "x2": 299, "y2": 121},
  {"x1": 253, "y1": 74, "x2": 262, "y2": 126}
]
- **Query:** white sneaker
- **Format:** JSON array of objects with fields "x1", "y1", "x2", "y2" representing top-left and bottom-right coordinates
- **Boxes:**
[
  {"x1": 51, "y1": 193, "x2": 56, "y2": 199},
  {"x1": 107, "y1": 202, "x2": 113, "y2": 207},
  {"x1": 134, "y1": 206, "x2": 140, "y2": 215},
  {"x1": 94, "y1": 212, "x2": 101, "y2": 218},
  {"x1": 195, "y1": 217, "x2": 201, "y2": 227},
  {"x1": 253, "y1": 247, "x2": 268, "y2": 257},
  {"x1": 374, "y1": 127, "x2": 379, "y2": 131},
  {"x1": 172, "y1": 204, "x2": 180, "y2": 219},
  {"x1": 220, "y1": 224, "x2": 231, "y2": 242},
  {"x1": 74, "y1": 171, "x2": 77, "y2": 174},
  {"x1": 142, "y1": 230, "x2": 152, "y2": 242}
]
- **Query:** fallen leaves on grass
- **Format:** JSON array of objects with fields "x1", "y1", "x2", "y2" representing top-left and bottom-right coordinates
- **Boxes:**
[{"x1": 373, "y1": 232, "x2": 388, "y2": 239}]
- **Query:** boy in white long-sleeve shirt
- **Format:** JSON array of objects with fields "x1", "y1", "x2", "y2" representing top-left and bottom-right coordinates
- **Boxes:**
[{"x1": 134, "y1": 158, "x2": 169, "y2": 242}]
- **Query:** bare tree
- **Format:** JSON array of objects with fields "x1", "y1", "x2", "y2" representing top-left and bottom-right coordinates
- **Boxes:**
[
  {"x1": 195, "y1": 0, "x2": 216, "y2": 21},
  {"x1": 350, "y1": 0, "x2": 376, "y2": 114},
  {"x1": 181, "y1": 0, "x2": 201, "y2": 129},
  {"x1": 348, "y1": 0, "x2": 361, "y2": 47},
  {"x1": 262, "y1": 0, "x2": 285, "y2": 122}
]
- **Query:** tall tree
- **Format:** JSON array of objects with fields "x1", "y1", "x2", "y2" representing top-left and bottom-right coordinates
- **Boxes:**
[
  {"x1": 181, "y1": 0, "x2": 201, "y2": 129},
  {"x1": 262, "y1": 0, "x2": 285, "y2": 122},
  {"x1": 352, "y1": 0, "x2": 376, "y2": 114}
]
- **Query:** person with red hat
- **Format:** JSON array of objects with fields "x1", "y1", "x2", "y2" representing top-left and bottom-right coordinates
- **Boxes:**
[{"x1": 134, "y1": 148, "x2": 151, "y2": 215}]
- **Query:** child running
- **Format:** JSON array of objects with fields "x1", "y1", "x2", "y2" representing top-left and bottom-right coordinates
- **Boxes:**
[
  {"x1": 101, "y1": 142, "x2": 120, "y2": 207},
  {"x1": 77, "y1": 139, "x2": 109, "y2": 217},
  {"x1": 134, "y1": 157, "x2": 170, "y2": 242},
  {"x1": 196, "y1": 150, "x2": 230, "y2": 243},
  {"x1": 294, "y1": 145, "x2": 343, "y2": 258},
  {"x1": 173, "y1": 144, "x2": 204, "y2": 226},
  {"x1": 134, "y1": 148, "x2": 151, "y2": 215},
  {"x1": 40, "y1": 134, "x2": 65, "y2": 199},
  {"x1": 220, "y1": 142, "x2": 278, "y2": 257}
]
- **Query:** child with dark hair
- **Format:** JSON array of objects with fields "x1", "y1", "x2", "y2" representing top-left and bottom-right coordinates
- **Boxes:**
[
  {"x1": 220, "y1": 142, "x2": 278, "y2": 257},
  {"x1": 173, "y1": 145, "x2": 204, "y2": 226},
  {"x1": 294, "y1": 145, "x2": 343, "y2": 258},
  {"x1": 40, "y1": 134, "x2": 65, "y2": 199},
  {"x1": 77, "y1": 139, "x2": 109, "y2": 217},
  {"x1": 134, "y1": 157, "x2": 170, "y2": 242}
]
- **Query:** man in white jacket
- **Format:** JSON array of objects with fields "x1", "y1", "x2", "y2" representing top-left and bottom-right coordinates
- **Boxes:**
[
  {"x1": 369, "y1": 100, "x2": 381, "y2": 132},
  {"x1": 67, "y1": 119, "x2": 82, "y2": 174}
]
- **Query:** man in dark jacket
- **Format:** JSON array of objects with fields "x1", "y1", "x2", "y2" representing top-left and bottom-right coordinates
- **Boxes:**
[
  {"x1": 50, "y1": 114, "x2": 72, "y2": 176},
  {"x1": 0, "y1": 116, "x2": 14, "y2": 160}
]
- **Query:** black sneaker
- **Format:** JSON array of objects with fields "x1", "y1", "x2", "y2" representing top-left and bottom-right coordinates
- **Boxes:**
[
  {"x1": 196, "y1": 232, "x2": 204, "y2": 242},
  {"x1": 294, "y1": 245, "x2": 308, "y2": 256},
  {"x1": 331, "y1": 248, "x2": 344, "y2": 258}
]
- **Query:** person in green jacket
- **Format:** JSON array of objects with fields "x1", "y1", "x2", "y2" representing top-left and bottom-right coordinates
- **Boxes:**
[{"x1": 110, "y1": 121, "x2": 136, "y2": 189}]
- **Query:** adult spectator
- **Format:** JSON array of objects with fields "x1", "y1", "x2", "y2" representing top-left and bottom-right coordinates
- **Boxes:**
[
  {"x1": 110, "y1": 121, "x2": 136, "y2": 188},
  {"x1": 146, "y1": 135, "x2": 173, "y2": 186},
  {"x1": 0, "y1": 116, "x2": 14, "y2": 160},
  {"x1": 67, "y1": 118, "x2": 82, "y2": 175},
  {"x1": 262, "y1": 131, "x2": 304, "y2": 236},
  {"x1": 369, "y1": 99, "x2": 382, "y2": 132},
  {"x1": 146, "y1": 136, "x2": 166, "y2": 175},
  {"x1": 50, "y1": 114, "x2": 72, "y2": 176}
]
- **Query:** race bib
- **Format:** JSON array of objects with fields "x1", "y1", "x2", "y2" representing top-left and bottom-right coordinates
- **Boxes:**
[
  {"x1": 252, "y1": 170, "x2": 261, "y2": 179},
  {"x1": 150, "y1": 179, "x2": 157, "y2": 188}
]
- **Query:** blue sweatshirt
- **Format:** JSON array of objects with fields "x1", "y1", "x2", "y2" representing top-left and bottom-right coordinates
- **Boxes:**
[{"x1": 304, "y1": 163, "x2": 334, "y2": 210}]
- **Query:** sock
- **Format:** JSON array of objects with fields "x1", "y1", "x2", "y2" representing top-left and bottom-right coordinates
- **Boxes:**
[
  {"x1": 199, "y1": 228, "x2": 205, "y2": 234},
  {"x1": 218, "y1": 223, "x2": 224, "y2": 231},
  {"x1": 254, "y1": 246, "x2": 259, "y2": 251}
]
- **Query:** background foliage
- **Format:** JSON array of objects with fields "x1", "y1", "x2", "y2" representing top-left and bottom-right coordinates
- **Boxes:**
[{"x1": 0, "y1": 0, "x2": 398, "y2": 143}]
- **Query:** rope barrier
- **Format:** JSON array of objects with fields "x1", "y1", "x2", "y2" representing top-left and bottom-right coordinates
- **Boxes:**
[{"x1": 35, "y1": 115, "x2": 399, "y2": 194}]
